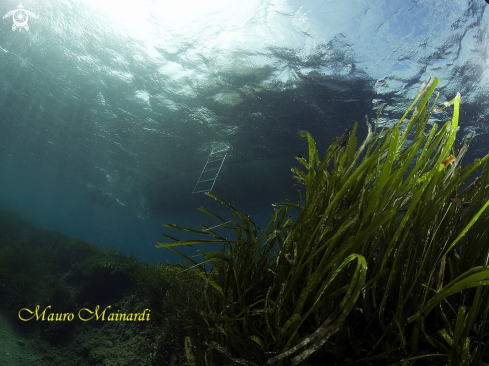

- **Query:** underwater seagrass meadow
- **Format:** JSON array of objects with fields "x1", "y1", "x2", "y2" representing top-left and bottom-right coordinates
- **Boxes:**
[
  {"x1": 3, "y1": 1, "x2": 489, "y2": 366},
  {"x1": 3, "y1": 78, "x2": 489, "y2": 366}
]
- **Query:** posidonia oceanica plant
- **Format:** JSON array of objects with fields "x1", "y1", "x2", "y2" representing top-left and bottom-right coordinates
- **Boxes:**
[{"x1": 157, "y1": 77, "x2": 489, "y2": 366}]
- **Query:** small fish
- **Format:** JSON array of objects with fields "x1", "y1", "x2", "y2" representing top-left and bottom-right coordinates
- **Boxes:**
[
  {"x1": 450, "y1": 197, "x2": 471, "y2": 208},
  {"x1": 441, "y1": 155, "x2": 455, "y2": 167}
]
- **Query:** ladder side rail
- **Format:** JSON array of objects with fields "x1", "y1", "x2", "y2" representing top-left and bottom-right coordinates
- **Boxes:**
[
  {"x1": 192, "y1": 157, "x2": 211, "y2": 194},
  {"x1": 208, "y1": 151, "x2": 228, "y2": 192}
]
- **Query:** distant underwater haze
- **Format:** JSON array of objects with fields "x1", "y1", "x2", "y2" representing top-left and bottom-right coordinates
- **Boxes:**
[{"x1": 0, "y1": 0, "x2": 488, "y2": 261}]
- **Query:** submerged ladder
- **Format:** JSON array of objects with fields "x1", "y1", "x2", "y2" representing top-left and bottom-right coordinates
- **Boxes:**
[{"x1": 192, "y1": 148, "x2": 229, "y2": 194}]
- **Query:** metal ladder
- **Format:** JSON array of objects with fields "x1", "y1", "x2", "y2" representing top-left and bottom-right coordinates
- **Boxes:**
[{"x1": 192, "y1": 148, "x2": 229, "y2": 194}]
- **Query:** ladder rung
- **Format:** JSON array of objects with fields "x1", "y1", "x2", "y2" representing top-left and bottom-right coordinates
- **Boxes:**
[
  {"x1": 199, "y1": 178, "x2": 216, "y2": 183},
  {"x1": 203, "y1": 167, "x2": 220, "y2": 173},
  {"x1": 193, "y1": 189, "x2": 211, "y2": 194},
  {"x1": 210, "y1": 149, "x2": 228, "y2": 155}
]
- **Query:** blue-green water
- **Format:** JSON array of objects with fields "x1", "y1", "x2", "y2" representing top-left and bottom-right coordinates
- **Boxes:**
[{"x1": 0, "y1": 0, "x2": 488, "y2": 262}]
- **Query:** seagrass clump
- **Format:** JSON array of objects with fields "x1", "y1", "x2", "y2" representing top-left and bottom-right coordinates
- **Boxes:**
[{"x1": 157, "y1": 77, "x2": 489, "y2": 366}]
